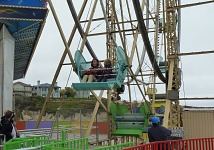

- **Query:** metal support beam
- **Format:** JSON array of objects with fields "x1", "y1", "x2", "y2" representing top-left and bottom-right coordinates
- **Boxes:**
[
  {"x1": 48, "y1": 0, "x2": 76, "y2": 70},
  {"x1": 90, "y1": 90, "x2": 108, "y2": 113},
  {"x1": 165, "y1": 0, "x2": 181, "y2": 127},
  {"x1": 85, "y1": 90, "x2": 104, "y2": 137},
  {"x1": 35, "y1": 0, "x2": 88, "y2": 128},
  {"x1": 179, "y1": 97, "x2": 214, "y2": 100},
  {"x1": 178, "y1": 50, "x2": 214, "y2": 56},
  {"x1": 167, "y1": 0, "x2": 214, "y2": 11},
  {"x1": 80, "y1": 0, "x2": 98, "y2": 52}
]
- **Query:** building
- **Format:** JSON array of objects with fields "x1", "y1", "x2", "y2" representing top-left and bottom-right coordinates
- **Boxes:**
[
  {"x1": 74, "y1": 90, "x2": 90, "y2": 98},
  {"x1": 13, "y1": 82, "x2": 33, "y2": 97},
  {"x1": 72, "y1": 86, "x2": 90, "y2": 98},
  {"x1": 32, "y1": 81, "x2": 61, "y2": 98},
  {"x1": 183, "y1": 107, "x2": 214, "y2": 139}
]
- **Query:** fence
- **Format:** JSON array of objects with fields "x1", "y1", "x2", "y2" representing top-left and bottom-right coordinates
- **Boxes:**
[
  {"x1": 42, "y1": 140, "x2": 133, "y2": 150},
  {"x1": 93, "y1": 142, "x2": 134, "y2": 150},
  {"x1": 3, "y1": 135, "x2": 54, "y2": 150},
  {"x1": 3, "y1": 132, "x2": 133, "y2": 150},
  {"x1": 16, "y1": 108, "x2": 108, "y2": 144},
  {"x1": 0, "y1": 134, "x2": 5, "y2": 150},
  {"x1": 41, "y1": 138, "x2": 88, "y2": 150},
  {"x1": 18, "y1": 128, "x2": 52, "y2": 138},
  {"x1": 124, "y1": 137, "x2": 214, "y2": 150}
]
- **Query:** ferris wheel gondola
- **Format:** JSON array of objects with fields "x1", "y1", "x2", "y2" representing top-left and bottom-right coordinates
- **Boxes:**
[{"x1": 72, "y1": 46, "x2": 128, "y2": 90}]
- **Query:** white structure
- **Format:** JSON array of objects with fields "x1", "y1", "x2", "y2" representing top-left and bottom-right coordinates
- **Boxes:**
[
  {"x1": 0, "y1": 25, "x2": 15, "y2": 117},
  {"x1": 72, "y1": 86, "x2": 90, "y2": 98},
  {"x1": 32, "y1": 80, "x2": 61, "y2": 98}
]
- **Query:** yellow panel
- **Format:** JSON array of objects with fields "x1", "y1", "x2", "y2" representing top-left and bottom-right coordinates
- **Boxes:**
[
  {"x1": 154, "y1": 100, "x2": 166, "y2": 108},
  {"x1": 142, "y1": 133, "x2": 148, "y2": 139},
  {"x1": 56, "y1": 121, "x2": 91, "y2": 134},
  {"x1": 147, "y1": 87, "x2": 157, "y2": 95}
]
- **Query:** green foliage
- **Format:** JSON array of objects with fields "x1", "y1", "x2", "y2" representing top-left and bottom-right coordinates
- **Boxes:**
[
  {"x1": 15, "y1": 96, "x2": 108, "y2": 119},
  {"x1": 60, "y1": 87, "x2": 75, "y2": 98},
  {"x1": 60, "y1": 89, "x2": 66, "y2": 97},
  {"x1": 14, "y1": 96, "x2": 45, "y2": 120}
]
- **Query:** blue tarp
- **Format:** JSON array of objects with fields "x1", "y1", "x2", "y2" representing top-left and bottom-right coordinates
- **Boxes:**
[
  {"x1": 0, "y1": 6, "x2": 47, "y2": 33},
  {"x1": 0, "y1": 0, "x2": 47, "y2": 8}
]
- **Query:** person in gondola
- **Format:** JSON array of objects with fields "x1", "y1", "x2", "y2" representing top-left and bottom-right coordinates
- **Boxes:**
[
  {"x1": 97, "y1": 58, "x2": 112, "y2": 82},
  {"x1": 82, "y1": 58, "x2": 101, "y2": 82},
  {"x1": 132, "y1": 100, "x2": 140, "y2": 113}
]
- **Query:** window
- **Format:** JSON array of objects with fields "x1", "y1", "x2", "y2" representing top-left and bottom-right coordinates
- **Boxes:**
[
  {"x1": 42, "y1": 88, "x2": 46, "y2": 91},
  {"x1": 15, "y1": 92, "x2": 23, "y2": 96},
  {"x1": 25, "y1": 87, "x2": 31, "y2": 91},
  {"x1": 25, "y1": 93, "x2": 31, "y2": 96},
  {"x1": 14, "y1": 85, "x2": 23, "y2": 91}
]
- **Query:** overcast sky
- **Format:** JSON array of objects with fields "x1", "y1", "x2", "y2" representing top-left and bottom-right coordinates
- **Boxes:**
[{"x1": 16, "y1": 0, "x2": 214, "y2": 107}]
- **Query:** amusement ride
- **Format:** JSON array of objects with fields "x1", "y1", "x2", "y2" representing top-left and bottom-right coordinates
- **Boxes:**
[{"x1": 1, "y1": 0, "x2": 214, "y2": 149}]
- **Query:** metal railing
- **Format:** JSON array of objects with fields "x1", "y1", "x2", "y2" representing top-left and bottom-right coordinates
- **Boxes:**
[
  {"x1": 18, "y1": 128, "x2": 52, "y2": 138},
  {"x1": 124, "y1": 137, "x2": 214, "y2": 150},
  {"x1": 0, "y1": 134, "x2": 5, "y2": 150},
  {"x1": 93, "y1": 142, "x2": 134, "y2": 150},
  {"x1": 41, "y1": 138, "x2": 88, "y2": 150}
]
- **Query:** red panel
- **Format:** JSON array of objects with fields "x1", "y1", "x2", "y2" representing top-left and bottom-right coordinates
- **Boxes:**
[
  {"x1": 92, "y1": 122, "x2": 108, "y2": 134},
  {"x1": 16, "y1": 121, "x2": 26, "y2": 130},
  {"x1": 124, "y1": 138, "x2": 214, "y2": 150}
]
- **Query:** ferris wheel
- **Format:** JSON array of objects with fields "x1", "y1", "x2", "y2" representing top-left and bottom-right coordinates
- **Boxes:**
[
  {"x1": 34, "y1": 0, "x2": 214, "y2": 140},
  {"x1": 33, "y1": 0, "x2": 181, "y2": 138}
]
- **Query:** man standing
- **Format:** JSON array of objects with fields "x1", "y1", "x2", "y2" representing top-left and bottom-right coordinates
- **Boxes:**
[
  {"x1": 0, "y1": 110, "x2": 16, "y2": 142},
  {"x1": 148, "y1": 116, "x2": 171, "y2": 149}
]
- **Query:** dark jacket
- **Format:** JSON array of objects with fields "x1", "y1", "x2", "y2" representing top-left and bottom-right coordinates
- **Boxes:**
[
  {"x1": 148, "y1": 124, "x2": 171, "y2": 150},
  {"x1": 102, "y1": 67, "x2": 112, "y2": 75},
  {"x1": 0, "y1": 116, "x2": 13, "y2": 141}
]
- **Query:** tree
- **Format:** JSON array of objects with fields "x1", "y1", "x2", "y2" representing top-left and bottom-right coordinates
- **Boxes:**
[
  {"x1": 65, "y1": 87, "x2": 75, "y2": 98},
  {"x1": 60, "y1": 89, "x2": 66, "y2": 97}
]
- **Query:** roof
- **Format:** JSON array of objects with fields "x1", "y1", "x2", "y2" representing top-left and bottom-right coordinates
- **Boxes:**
[
  {"x1": 34, "y1": 83, "x2": 61, "y2": 88},
  {"x1": 14, "y1": 81, "x2": 32, "y2": 87},
  {"x1": 183, "y1": 107, "x2": 214, "y2": 111},
  {"x1": 0, "y1": 1, "x2": 48, "y2": 80}
]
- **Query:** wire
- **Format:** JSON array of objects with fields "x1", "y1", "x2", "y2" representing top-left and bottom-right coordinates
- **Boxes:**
[
  {"x1": 143, "y1": 60, "x2": 153, "y2": 70},
  {"x1": 180, "y1": 60, "x2": 186, "y2": 106},
  {"x1": 65, "y1": 67, "x2": 72, "y2": 88},
  {"x1": 89, "y1": 21, "x2": 105, "y2": 33}
]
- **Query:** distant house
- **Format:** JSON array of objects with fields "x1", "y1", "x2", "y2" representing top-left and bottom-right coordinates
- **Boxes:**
[
  {"x1": 72, "y1": 86, "x2": 90, "y2": 98},
  {"x1": 13, "y1": 82, "x2": 32, "y2": 97},
  {"x1": 32, "y1": 80, "x2": 61, "y2": 98}
]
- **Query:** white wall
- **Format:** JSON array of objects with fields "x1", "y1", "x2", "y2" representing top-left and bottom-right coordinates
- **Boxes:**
[{"x1": 0, "y1": 25, "x2": 15, "y2": 117}]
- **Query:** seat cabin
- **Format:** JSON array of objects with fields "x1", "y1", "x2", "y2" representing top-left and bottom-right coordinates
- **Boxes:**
[
  {"x1": 72, "y1": 46, "x2": 128, "y2": 90},
  {"x1": 159, "y1": 61, "x2": 168, "y2": 73},
  {"x1": 113, "y1": 113, "x2": 147, "y2": 137},
  {"x1": 110, "y1": 101, "x2": 150, "y2": 137}
]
